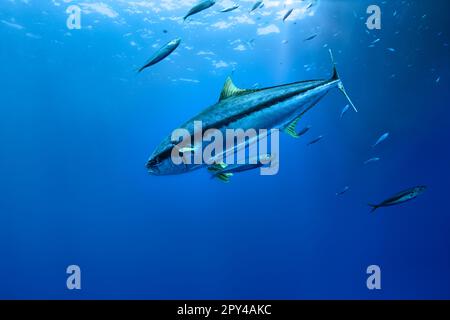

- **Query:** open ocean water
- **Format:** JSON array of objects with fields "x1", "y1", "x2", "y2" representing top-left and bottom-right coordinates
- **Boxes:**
[{"x1": 0, "y1": 0, "x2": 449, "y2": 299}]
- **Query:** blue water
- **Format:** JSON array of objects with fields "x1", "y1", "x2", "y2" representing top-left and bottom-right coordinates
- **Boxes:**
[{"x1": 1, "y1": 0, "x2": 449, "y2": 299}]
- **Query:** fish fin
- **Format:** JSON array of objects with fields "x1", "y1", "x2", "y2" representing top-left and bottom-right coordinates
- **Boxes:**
[
  {"x1": 207, "y1": 163, "x2": 228, "y2": 172},
  {"x1": 214, "y1": 173, "x2": 233, "y2": 183},
  {"x1": 219, "y1": 77, "x2": 255, "y2": 101},
  {"x1": 328, "y1": 49, "x2": 358, "y2": 113},
  {"x1": 369, "y1": 204, "x2": 380, "y2": 213},
  {"x1": 283, "y1": 117, "x2": 302, "y2": 138}
]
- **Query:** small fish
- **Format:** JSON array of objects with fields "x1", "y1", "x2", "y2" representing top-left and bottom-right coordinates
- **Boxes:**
[
  {"x1": 364, "y1": 157, "x2": 380, "y2": 165},
  {"x1": 183, "y1": 0, "x2": 216, "y2": 21},
  {"x1": 250, "y1": 1, "x2": 263, "y2": 13},
  {"x1": 296, "y1": 126, "x2": 312, "y2": 137},
  {"x1": 138, "y1": 38, "x2": 181, "y2": 72},
  {"x1": 283, "y1": 8, "x2": 294, "y2": 22},
  {"x1": 387, "y1": 47, "x2": 396, "y2": 52},
  {"x1": 306, "y1": 2, "x2": 314, "y2": 10},
  {"x1": 369, "y1": 186, "x2": 427, "y2": 212},
  {"x1": 371, "y1": 38, "x2": 381, "y2": 44},
  {"x1": 372, "y1": 132, "x2": 389, "y2": 148},
  {"x1": 208, "y1": 155, "x2": 273, "y2": 183},
  {"x1": 282, "y1": 40, "x2": 289, "y2": 44},
  {"x1": 436, "y1": 77, "x2": 441, "y2": 83},
  {"x1": 304, "y1": 34, "x2": 318, "y2": 41},
  {"x1": 336, "y1": 186, "x2": 350, "y2": 196},
  {"x1": 307, "y1": 135, "x2": 324, "y2": 146},
  {"x1": 221, "y1": 4, "x2": 239, "y2": 13},
  {"x1": 340, "y1": 104, "x2": 350, "y2": 119}
]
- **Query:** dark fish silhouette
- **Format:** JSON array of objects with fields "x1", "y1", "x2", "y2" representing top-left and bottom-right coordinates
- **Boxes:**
[
  {"x1": 283, "y1": 9, "x2": 294, "y2": 22},
  {"x1": 336, "y1": 186, "x2": 350, "y2": 196},
  {"x1": 307, "y1": 135, "x2": 324, "y2": 146},
  {"x1": 304, "y1": 34, "x2": 318, "y2": 41},
  {"x1": 138, "y1": 38, "x2": 181, "y2": 72},
  {"x1": 183, "y1": 0, "x2": 216, "y2": 21},
  {"x1": 250, "y1": 1, "x2": 263, "y2": 13},
  {"x1": 369, "y1": 186, "x2": 427, "y2": 212}
]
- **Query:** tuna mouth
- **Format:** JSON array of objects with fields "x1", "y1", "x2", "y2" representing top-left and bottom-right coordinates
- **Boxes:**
[
  {"x1": 146, "y1": 159, "x2": 160, "y2": 175},
  {"x1": 147, "y1": 165, "x2": 160, "y2": 175}
]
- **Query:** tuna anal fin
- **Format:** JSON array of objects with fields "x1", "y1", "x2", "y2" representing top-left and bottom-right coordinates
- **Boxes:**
[
  {"x1": 215, "y1": 173, "x2": 233, "y2": 183},
  {"x1": 208, "y1": 163, "x2": 228, "y2": 172},
  {"x1": 284, "y1": 116, "x2": 302, "y2": 138}
]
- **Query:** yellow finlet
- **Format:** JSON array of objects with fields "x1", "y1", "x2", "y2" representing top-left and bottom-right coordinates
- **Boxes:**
[{"x1": 284, "y1": 116, "x2": 302, "y2": 138}]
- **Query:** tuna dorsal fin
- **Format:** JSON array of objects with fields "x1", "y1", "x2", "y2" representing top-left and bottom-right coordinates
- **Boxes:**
[{"x1": 219, "y1": 77, "x2": 253, "y2": 101}]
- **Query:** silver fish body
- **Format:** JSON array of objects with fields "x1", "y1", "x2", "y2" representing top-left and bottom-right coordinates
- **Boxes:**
[
  {"x1": 138, "y1": 38, "x2": 181, "y2": 72},
  {"x1": 184, "y1": 0, "x2": 216, "y2": 21},
  {"x1": 146, "y1": 51, "x2": 356, "y2": 176},
  {"x1": 369, "y1": 186, "x2": 427, "y2": 212}
]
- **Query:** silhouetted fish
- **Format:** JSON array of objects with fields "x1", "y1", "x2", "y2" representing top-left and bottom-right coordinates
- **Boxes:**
[
  {"x1": 283, "y1": 9, "x2": 294, "y2": 22},
  {"x1": 138, "y1": 38, "x2": 181, "y2": 72},
  {"x1": 307, "y1": 135, "x2": 324, "y2": 146},
  {"x1": 250, "y1": 1, "x2": 263, "y2": 13},
  {"x1": 336, "y1": 186, "x2": 350, "y2": 196},
  {"x1": 183, "y1": 0, "x2": 216, "y2": 21},
  {"x1": 369, "y1": 186, "x2": 427, "y2": 212},
  {"x1": 304, "y1": 34, "x2": 318, "y2": 41}
]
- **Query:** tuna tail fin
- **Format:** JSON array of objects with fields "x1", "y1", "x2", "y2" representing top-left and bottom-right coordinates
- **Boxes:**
[
  {"x1": 369, "y1": 204, "x2": 380, "y2": 213},
  {"x1": 328, "y1": 49, "x2": 358, "y2": 113}
]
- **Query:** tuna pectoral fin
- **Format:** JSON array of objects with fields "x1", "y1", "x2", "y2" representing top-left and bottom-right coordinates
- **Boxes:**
[
  {"x1": 328, "y1": 49, "x2": 358, "y2": 113},
  {"x1": 369, "y1": 204, "x2": 380, "y2": 213},
  {"x1": 284, "y1": 116, "x2": 302, "y2": 138}
]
